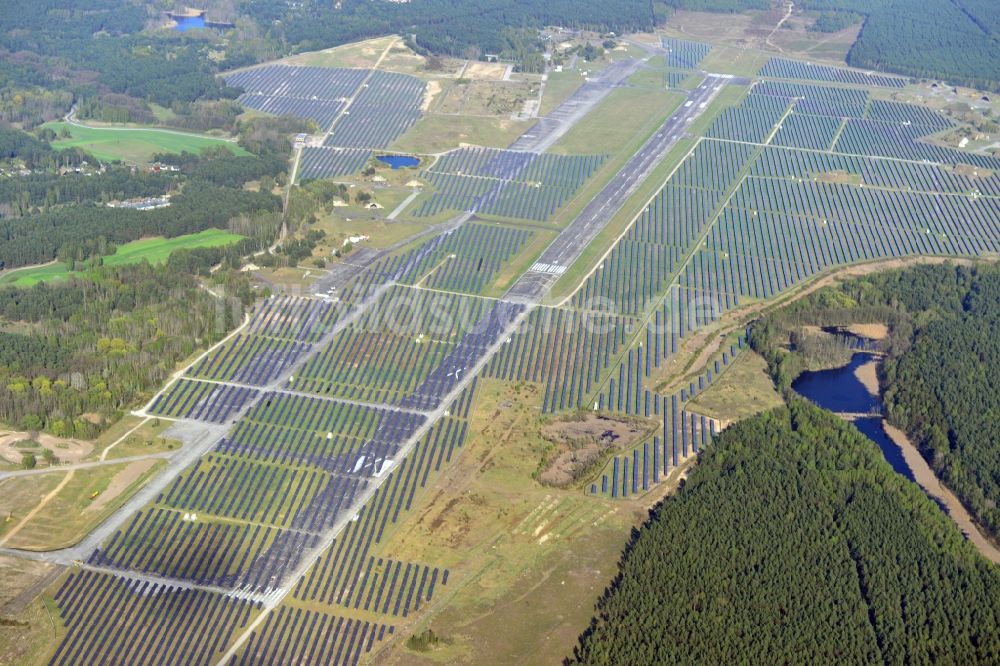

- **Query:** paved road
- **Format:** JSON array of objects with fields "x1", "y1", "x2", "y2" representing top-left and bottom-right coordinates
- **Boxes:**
[
  {"x1": 0, "y1": 451, "x2": 174, "y2": 481},
  {"x1": 506, "y1": 74, "x2": 734, "y2": 303}
]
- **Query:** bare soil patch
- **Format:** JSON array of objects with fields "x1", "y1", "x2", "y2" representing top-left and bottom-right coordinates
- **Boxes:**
[
  {"x1": 84, "y1": 459, "x2": 159, "y2": 514},
  {"x1": 815, "y1": 170, "x2": 862, "y2": 185},
  {"x1": 953, "y1": 163, "x2": 994, "y2": 179},
  {"x1": 844, "y1": 323, "x2": 889, "y2": 340},
  {"x1": 538, "y1": 413, "x2": 653, "y2": 487},
  {"x1": 464, "y1": 61, "x2": 508, "y2": 80},
  {"x1": 422, "y1": 79, "x2": 442, "y2": 112}
]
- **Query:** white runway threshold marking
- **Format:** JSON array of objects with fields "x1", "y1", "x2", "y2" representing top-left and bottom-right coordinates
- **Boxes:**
[{"x1": 529, "y1": 262, "x2": 567, "y2": 275}]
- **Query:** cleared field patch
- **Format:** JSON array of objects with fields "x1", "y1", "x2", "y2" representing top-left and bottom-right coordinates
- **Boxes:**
[
  {"x1": 371, "y1": 379, "x2": 638, "y2": 665},
  {"x1": 685, "y1": 350, "x2": 783, "y2": 425},
  {"x1": 45, "y1": 121, "x2": 246, "y2": 164},
  {"x1": 0, "y1": 430, "x2": 93, "y2": 467},
  {"x1": 313, "y1": 213, "x2": 428, "y2": 251},
  {"x1": 0, "y1": 473, "x2": 66, "y2": 542},
  {"x1": 283, "y1": 35, "x2": 399, "y2": 69},
  {"x1": 0, "y1": 555, "x2": 63, "y2": 666},
  {"x1": 390, "y1": 114, "x2": 534, "y2": 153},
  {"x1": 538, "y1": 412, "x2": 656, "y2": 487},
  {"x1": 94, "y1": 416, "x2": 182, "y2": 460},
  {"x1": 2, "y1": 460, "x2": 164, "y2": 550},
  {"x1": 0, "y1": 229, "x2": 245, "y2": 288}
]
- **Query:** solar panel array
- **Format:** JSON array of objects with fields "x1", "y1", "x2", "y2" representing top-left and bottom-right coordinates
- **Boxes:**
[
  {"x1": 760, "y1": 57, "x2": 908, "y2": 88},
  {"x1": 324, "y1": 70, "x2": 426, "y2": 149},
  {"x1": 413, "y1": 147, "x2": 607, "y2": 221},
  {"x1": 661, "y1": 38, "x2": 711, "y2": 69},
  {"x1": 225, "y1": 66, "x2": 368, "y2": 131},
  {"x1": 225, "y1": 66, "x2": 425, "y2": 146},
  {"x1": 298, "y1": 147, "x2": 373, "y2": 180}
]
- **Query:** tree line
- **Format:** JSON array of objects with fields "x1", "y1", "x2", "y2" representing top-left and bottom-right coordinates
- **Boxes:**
[
  {"x1": 244, "y1": 0, "x2": 655, "y2": 58},
  {"x1": 569, "y1": 400, "x2": 1000, "y2": 664}
]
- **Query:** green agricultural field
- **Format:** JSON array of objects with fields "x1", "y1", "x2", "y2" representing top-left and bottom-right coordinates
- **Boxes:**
[
  {"x1": 0, "y1": 229, "x2": 245, "y2": 287},
  {"x1": 44, "y1": 121, "x2": 248, "y2": 163}
]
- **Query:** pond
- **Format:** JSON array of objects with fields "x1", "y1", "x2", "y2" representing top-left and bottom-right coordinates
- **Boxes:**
[
  {"x1": 792, "y1": 351, "x2": 914, "y2": 481},
  {"x1": 173, "y1": 15, "x2": 206, "y2": 32},
  {"x1": 376, "y1": 154, "x2": 420, "y2": 169},
  {"x1": 791, "y1": 352, "x2": 881, "y2": 414}
]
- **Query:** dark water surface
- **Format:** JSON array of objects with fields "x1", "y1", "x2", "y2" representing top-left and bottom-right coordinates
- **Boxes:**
[
  {"x1": 376, "y1": 155, "x2": 420, "y2": 169},
  {"x1": 791, "y1": 352, "x2": 881, "y2": 414},
  {"x1": 793, "y1": 352, "x2": 914, "y2": 480}
]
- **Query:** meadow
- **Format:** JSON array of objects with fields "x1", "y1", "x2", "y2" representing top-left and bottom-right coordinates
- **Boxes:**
[
  {"x1": 0, "y1": 229, "x2": 245, "y2": 287},
  {"x1": 44, "y1": 121, "x2": 248, "y2": 163}
]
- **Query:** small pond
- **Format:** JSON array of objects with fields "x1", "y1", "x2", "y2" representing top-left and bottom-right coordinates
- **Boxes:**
[
  {"x1": 792, "y1": 351, "x2": 914, "y2": 481},
  {"x1": 173, "y1": 15, "x2": 206, "y2": 31},
  {"x1": 376, "y1": 154, "x2": 420, "y2": 169}
]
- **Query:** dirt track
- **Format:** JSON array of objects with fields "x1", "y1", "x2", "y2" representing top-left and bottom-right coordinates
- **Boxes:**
[{"x1": 882, "y1": 422, "x2": 1000, "y2": 564}]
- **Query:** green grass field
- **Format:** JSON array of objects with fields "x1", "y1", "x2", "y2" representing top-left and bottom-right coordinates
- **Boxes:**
[
  {"x1": 0, "y1": 229, "x2": 245, "y2": 287},
  {"x1": 44, "y1": 121, "x2": 248, "y2": 163},
  {"x1": 550, "y1": 87, "x2": 684, "y2": 155}
]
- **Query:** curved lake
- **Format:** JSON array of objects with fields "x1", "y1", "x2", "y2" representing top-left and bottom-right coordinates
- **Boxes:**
[
  {"x1": 792, "y1": 352, "x2": 914, "y2": 481},
  {"x1": 376, "y1": 155, "x2": 420, "y2": 169},
  {"x1": 791, "y1": 352, "x2": 881, "y2": 414}
]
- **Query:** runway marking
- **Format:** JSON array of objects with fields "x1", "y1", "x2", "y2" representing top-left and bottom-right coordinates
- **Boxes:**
[{"x1": 529, "y1": 262, "x2": 567, "y2": 275}]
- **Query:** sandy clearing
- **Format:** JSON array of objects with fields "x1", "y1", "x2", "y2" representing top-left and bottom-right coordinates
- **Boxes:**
[
  {"x1": 0, "y1": 431, "x2": 93, "y2": 465},
  {"x1": 422, "y1": 79, "x2": 441, "y2": 112},
  {"x1": 84, "y1": 459, "x2": 159, "y2": 514},
  {"x1": 854, "y1": 360, "x2": 879, "y2": 397},
  {"x1": 882, "y1": 422, "x2": 1000, "y2": 564},
  {"x1": 464, "y1": 61, "x2": 508, "y2": 80},
  {"x1": 845, "y1": 323, "x2": 889, "y2": 340}
]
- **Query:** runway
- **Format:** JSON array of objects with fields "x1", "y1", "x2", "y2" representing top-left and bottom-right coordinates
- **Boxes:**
[{"x1": 506, "y1": 74, "x2": 735, "y2": 303}]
